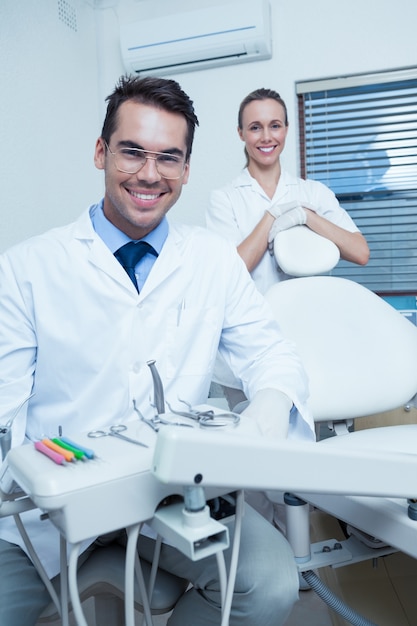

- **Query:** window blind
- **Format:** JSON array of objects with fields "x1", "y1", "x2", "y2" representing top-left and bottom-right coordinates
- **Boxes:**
[{"x1": 297, "y1": 69, "x2": 417, "y2": 294}]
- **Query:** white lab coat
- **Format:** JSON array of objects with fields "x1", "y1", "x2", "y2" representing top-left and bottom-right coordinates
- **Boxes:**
[
  {"x1": 0, "y1": 206, "x2": 313, "y2": 577},
  {"x1": 206, "y1": 168, "x2": 360, "y2": 295}
]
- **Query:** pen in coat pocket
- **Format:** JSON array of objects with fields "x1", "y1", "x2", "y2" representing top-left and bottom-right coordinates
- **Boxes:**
[{"x1": 177, "y1": 299, "x2": 185, "y2": 326}]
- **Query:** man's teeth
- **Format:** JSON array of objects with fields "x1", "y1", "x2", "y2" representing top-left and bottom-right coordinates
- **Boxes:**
[{"x1": 130, "y1": 190, "x2": 160, "y2": 200}]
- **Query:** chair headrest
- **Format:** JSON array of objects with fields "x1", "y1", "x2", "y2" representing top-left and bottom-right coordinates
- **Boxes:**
[{"x1": 274, "y1": 225, "x2": 340, "y2": 276}]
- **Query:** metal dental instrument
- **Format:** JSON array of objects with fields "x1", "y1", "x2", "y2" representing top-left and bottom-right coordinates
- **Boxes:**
[
  {"x1": 151, "y1": 407, "x2": 194, "y2": 429},
  {"x1": 143, "y1": 359, "x2": 192, "y2": 430},
  {"x1": 167, "y1": 398, "x2": 241, "y2": 428},
  {"x1": 133, "y1": 400, "x2": 192, "y2": 433},
  {"x1": 166, "y1": 400, "x2": 214, "y2": 420},
  {"x1": 142, "y1": 359, "x2": 237, "y2": 430},
  {"x1": 133, "y1": 400, "x2": 159, "y2": 432},
  {"x1": 146, "y1": 359, "x2": 165, "y2": 414},
  {"x1": 133, "y1": 399, "x2": 192, "y2": 432},
  {"x1": 87, "y1": 424, "x2": 148, "y2": 448},
  {"x1": 5, "y1": 393, "x2": 36, "y2": 429}
]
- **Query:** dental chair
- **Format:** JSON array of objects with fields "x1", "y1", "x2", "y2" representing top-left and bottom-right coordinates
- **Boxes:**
[{"x1": 265, "y1": 226, "x2": 417, "y2": 625}]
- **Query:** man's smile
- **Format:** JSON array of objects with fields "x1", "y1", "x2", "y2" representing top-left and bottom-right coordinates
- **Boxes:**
[{"x1": 128, "y1": 189, "x2": 162, "y2": 201}]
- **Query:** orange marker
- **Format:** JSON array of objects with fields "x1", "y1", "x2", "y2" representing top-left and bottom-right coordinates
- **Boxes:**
[
  {"x1": 34, "y1": 441, "x2": 67, "y2": 466},
  {"x1": 41, "y1": 438, "x2": 75, "y2": 462}
]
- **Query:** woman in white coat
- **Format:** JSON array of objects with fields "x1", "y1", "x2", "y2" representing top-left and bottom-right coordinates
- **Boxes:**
[
  {"x1": 206, "y1": 87, "x2": 370, "y2": 297},
  {"x1": 206, "y1": 88, "x2": 370, "y2": 409}
]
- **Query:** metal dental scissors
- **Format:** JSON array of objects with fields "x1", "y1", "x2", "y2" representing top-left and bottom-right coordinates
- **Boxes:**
[{"x1": 88, "y1": 424, "x2": 148, "y2": 448}]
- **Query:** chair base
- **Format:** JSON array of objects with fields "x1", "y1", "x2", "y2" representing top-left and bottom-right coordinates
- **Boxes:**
[{"x1": 310, "y1": 510, "x2": 417, "y2": 626}]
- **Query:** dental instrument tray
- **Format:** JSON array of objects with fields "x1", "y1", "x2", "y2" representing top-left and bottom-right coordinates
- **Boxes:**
[
  {"x1": 7, "y1": 419, "x2": 161, "y2": 542},
  {"x1": 5, "y1": 409, "x2": 235, "y2": 543}
]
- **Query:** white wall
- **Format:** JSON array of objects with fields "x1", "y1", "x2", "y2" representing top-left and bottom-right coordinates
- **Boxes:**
[
  {"x1": 1, "y1": 0, "x2": 416, "y2": 251},
  {"x1": 0, "y1": 0, "x2": 102, "y2": 251}
]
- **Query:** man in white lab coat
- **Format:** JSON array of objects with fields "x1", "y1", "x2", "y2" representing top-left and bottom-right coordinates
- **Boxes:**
[{"x1": 0, "y1": 75, "x2": 314, "y2": 625}]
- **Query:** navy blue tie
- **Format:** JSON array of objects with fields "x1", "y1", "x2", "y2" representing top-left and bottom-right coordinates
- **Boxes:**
[{"x1": 114, "y1": 241, "x2": 157, "y2": 292}]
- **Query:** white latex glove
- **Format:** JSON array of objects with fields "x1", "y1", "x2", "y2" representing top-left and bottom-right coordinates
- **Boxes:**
[
  {"x1": 265, "y1": 200, "x2": 300, "y2": 219},
  {"x1": 268, "y1": 202, "x2": 319, "y2": 254},
  {"x1": 268, "y1": 206, "x2": 307, "y2": 254},
  {"x1": 241, "y1": 388, "x2": 293, "y2": 439}
]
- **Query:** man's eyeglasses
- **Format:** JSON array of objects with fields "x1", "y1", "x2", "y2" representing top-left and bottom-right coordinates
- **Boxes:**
[{"x1": 104, "y1": 141, "x2": 186, "y2": 180}]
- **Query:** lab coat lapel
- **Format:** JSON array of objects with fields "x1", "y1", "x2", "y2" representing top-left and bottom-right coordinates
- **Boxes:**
[
  {"x1": 88, "y1": 236, "x2": 125, "y2": 284},
  {"x1": 272, "y1": 170, "x2": 297, "y2": 204},
  {"x1": 245, "y1": 169, "x2": 290, "y2": 204},
  {"x1": 72, "y1": 211, "x2": 133, "y2": 289},
  {"x1": 71, "y1": 209, "x2": 182, "y2": 296}
]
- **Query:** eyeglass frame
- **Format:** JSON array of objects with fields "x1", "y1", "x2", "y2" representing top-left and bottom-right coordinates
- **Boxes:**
[{"x1": 103, "y1": 140, "x2": 187, "y2": 180}]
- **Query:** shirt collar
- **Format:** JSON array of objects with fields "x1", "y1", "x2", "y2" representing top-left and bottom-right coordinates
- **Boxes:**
[{"x1": 90, "y1": 199, "x2": 168, "y2": 254}]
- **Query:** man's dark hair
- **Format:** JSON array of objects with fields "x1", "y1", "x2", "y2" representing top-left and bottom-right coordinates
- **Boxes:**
[{"x1": 101, "y1": 75, "x2": 199, "y2": 161}]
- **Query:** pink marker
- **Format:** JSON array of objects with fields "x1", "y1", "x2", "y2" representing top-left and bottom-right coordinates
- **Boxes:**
[{"x1": 34, "y1": 441, "x2": 67, "y2": 465}]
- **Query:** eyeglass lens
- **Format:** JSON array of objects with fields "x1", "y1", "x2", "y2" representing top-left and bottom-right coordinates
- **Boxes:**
[{"x1": 112, "y1": 147, "x2": 185, "y2": 179}]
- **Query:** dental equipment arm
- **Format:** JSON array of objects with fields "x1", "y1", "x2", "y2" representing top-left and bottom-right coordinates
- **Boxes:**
[{"x1": 241, "y1": 388, "x2": 292, "y2": 439}]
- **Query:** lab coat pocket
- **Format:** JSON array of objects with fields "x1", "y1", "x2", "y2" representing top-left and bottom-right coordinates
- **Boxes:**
[{"x1": 165, "y1": 306, "x2": 219, "y2": 378}]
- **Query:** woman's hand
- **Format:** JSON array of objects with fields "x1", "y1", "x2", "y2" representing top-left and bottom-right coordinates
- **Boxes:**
[{"x1": 268, "y1": 202, "x2": 317, "y2": 253}]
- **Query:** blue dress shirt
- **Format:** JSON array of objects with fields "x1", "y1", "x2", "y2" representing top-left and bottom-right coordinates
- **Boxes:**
[{"x1": 90, "y1": 200, "x2": 168, "y2": 291}]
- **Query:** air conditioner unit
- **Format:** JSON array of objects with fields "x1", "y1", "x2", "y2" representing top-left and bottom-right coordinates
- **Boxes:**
[{"x1": 120, "y1": 0, "x2": 272, "y2": 77}]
